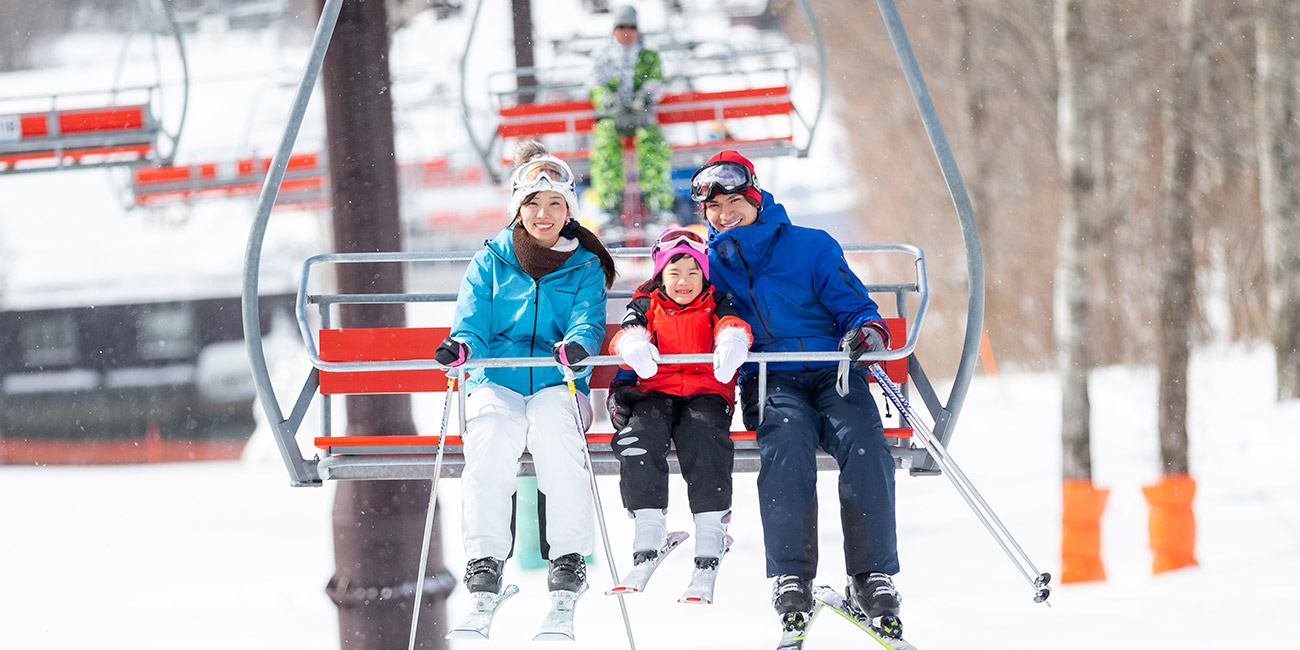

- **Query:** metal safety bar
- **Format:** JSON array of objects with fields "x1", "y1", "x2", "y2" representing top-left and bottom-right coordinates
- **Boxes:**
[{"x1": 294, "y1": 243, "x2": 927, "y2": 376}]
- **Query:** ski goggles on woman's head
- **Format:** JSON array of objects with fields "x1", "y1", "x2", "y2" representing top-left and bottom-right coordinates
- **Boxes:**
[
  {"x1": 689, "y1": 160, "x2": 756, "y2": 202},
  {"x1": 511, "y1": 156, "x2": 575, "y2": 193}
]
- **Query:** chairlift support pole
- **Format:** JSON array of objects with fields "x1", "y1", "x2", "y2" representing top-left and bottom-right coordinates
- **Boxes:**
[
  {"x1": 460, "y1": 0, "x2": 498, "y2": 182},
  {"x1": 874, "y1": 0, "x2": 985, "y2": 464},
  {"x1": 153, "y1": 0, "x2": 190, "y2": 165},
  {"x1": 241, "y1": 0, "x2": 343, "y2": 486},
  {"x1": 792, "y1": 0, "x2": 827, "y2": 156}
]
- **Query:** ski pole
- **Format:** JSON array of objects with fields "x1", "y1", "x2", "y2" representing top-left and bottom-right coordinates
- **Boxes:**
[
  {"x1": 407, "y1": 370, "x2": 461, "y2": 650},
  {"x1": 868, "y1": 363, "x2": 1052, "y2": 605},
  {"x1": 563, "y1": 367, "x2": 637, "y2": 650}
]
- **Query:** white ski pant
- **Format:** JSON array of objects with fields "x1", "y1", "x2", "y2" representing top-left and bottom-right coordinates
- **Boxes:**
[{"x1": 461, "y1": 383, "x2": 594, "y2": 561}]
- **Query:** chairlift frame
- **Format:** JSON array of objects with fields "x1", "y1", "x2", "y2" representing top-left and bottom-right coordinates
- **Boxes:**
[
  {"x1": 0, "y1": 0, "x2": 189, "y2": 174},
  {"x1": 456, "y1": 0, "x2": 827, "y2": 183},
  {"x1": 242, "y1": 0, "x2": 1049, "y2": 604}
]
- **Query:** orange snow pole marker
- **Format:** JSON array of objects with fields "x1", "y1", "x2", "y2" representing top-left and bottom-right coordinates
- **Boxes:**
[
  {"x1": 1142, "y1": 474, "x2": 1198, "y2": 573},
  {"x1": 978, "y1": 328, "x2": 999, "y2": 377},
  {"x1": 1060, "y1": 479, "x2": 1108, "y2": 583}
]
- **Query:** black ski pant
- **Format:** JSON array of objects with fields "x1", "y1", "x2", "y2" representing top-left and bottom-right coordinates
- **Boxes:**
[
  {"x1": 741, "y1": 366, "x2": 899, "y2": 580},
  {"x1": 614, "y1": 392, "x2": 734, "y2": 514}
]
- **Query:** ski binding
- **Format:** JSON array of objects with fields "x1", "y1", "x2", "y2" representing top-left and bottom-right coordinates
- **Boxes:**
[
  {"x1": 446, "y1": 583, "x2": 520, "y2": 640},
  {"x1": 534, "y1": 584, "x2": 588, "y2": 641},
  {"x1": 606, "y1": 530, "x2": 690, "y2": 595},
  {"x1": 678, "y1": 534, "x2": 734, "y2": 604}
]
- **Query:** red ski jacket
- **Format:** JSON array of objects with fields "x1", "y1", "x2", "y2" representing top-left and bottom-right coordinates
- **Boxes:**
[{"x1": 610, "y1": 283, "x2": 753, "y2": 404}]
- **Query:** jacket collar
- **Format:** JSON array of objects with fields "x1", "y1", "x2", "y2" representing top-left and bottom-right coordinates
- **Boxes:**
[
  {"x1": 487, "y1": 223, "x2": 594, "y2": 273},
  {"x1": 706, "y1": 190, "x2": 790, "y2": 269}
]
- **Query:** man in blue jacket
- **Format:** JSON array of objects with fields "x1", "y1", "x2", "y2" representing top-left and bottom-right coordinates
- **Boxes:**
[{"x1": 691, "y1": 150, "x2": 901, "y2": 632}]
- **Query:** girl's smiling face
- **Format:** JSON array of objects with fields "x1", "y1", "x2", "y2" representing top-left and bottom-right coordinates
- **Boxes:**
[
  {"x1": 518, "y1": 190, "x2": 568, "y2": 247},
  {"x1": 661, "y1": 256, "x2": 704, "y2": 306},
  {"x1": 703, "y1": 193, "x2": 758, "y2": 232}
]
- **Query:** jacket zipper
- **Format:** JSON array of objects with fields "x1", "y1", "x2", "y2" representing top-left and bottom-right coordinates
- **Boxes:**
[
  {"x1": 485, "y1": 242, "x2": 596, "y2": 393},
  {"x1": 530, "y1": 280, "x2": 539, "y2": 393},
  {"x1": 733, "y1": 245, "x2": 774, "y2": 337}
]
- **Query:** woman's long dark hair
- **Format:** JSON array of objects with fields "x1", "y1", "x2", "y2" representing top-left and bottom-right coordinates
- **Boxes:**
[{"x1": 513, "y1": 140, "x2": 618, "y2": 289}]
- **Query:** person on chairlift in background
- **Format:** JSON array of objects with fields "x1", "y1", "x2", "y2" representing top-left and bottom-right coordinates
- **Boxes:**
[
  {"x1": 435, "y1": 140, "x2": 618, "y2": 604},
  {"x1": 588, "y1": 5, "x2": 675, "y2": 231},
  {"x1": 691, "y1": 150, "x2": 902, "y2": 632},
  {"x1": 606, "y1": 226, "x2": 753, "y2": 597}
]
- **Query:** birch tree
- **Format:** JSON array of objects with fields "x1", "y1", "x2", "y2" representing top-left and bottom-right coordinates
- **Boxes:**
[
  {"x1": 1053, "y1": 0, "x2": 1096, "y2": 481},
  {"x1": 1156, "y1": 0, "x2": 1206, "y2": 477},
  {"x1": 1255, "y1": 0, "x2": 1300, "y2": 400}
]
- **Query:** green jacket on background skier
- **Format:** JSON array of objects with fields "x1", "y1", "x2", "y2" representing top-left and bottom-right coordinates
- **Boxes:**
[{"x1": 588, "y1": 5, "x2": 674, "y2": 219}]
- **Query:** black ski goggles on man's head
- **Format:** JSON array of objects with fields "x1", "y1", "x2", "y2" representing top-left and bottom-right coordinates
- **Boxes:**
[{"x1": 689, "y1": 160, "x2": 756, "y2": 202}]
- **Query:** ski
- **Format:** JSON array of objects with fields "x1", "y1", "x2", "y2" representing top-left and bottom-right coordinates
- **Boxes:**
[
  {"x1": 775, "y1": 608, "x2": 822, "y2": 650},
  {"x1": 605, "y1": 530, "x2": 690, "y2": 595},
  {"x1": 811, "y1": 584, "x2": 918, "y2": 650},
  {"x1": 533, "y1": 584, "x2": 589, "y2": 641},
  {"x1": 677, "y1": 534, "x2": 734, "y2": 604},
  {"x1": 446, "y1": 583, "x2": 520, "y2": 640}
]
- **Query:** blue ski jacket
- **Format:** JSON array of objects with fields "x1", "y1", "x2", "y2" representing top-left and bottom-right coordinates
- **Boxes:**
[
  {"x1": 450, "y1": 225, "x2": 608, "y2": 395},
  {"x1": 706, "y1": 190, "x2": 884, "y2": 381}
]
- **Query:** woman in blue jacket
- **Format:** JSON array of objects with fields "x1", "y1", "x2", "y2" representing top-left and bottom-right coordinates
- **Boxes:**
[
  {"x1": 690, "y1": 150, "x2": 900, "y2": 630},
  {"x1": 435, "y1": 141, "x2": 617, "y2": 600}
]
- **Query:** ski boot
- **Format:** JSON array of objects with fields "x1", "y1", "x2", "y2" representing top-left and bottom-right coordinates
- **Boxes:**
[
  {"x1": 774, "y1": 575, "x2": 815, "y2": 648},
  {"x1": 849, "y1": 571, "x2": 903, "y2": 639},
  {"x1": 773, "y1": 574, "x2": 814, "y2": 624},
  {"x1": 547, "y1": 553, "x2": 588, "y2": 592},
  {"x1": 463, "y1": 557, "x2": 504, "y2": 594}
]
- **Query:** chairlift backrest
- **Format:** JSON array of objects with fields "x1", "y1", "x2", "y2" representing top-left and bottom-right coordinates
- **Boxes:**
[{"x1": 285, "y1": 245, "x2": 930, "y2": 484}]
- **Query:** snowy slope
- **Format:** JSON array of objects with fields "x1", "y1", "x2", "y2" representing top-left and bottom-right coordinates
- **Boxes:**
[{"x1": 2, "y1": 346, "x2": 1297, "y2": 649}]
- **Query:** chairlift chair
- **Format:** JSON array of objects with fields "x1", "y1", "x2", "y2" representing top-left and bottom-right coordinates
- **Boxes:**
[
  {"x1": 0, "y1": 0, "x2": 188, "y2": 175},
  {"x1": 242, "y1": 0, "x2": 1051, "y2": 609},
  {"x1": 464, "y1": 1, "x2": 820, "y2": 182}
]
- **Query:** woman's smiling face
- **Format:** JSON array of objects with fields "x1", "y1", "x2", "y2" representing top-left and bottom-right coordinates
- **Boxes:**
[{"x1": 518, "y1": 190, "x2": 568, "y2": 246}]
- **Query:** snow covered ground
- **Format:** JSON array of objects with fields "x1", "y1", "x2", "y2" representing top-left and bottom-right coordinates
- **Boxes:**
[{"x1": 3, "y1": 344, "x2": 1297, "y2": 649}]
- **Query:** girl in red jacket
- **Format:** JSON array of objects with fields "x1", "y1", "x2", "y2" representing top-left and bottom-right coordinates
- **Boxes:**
[{"x1": 607, "y1": 227, "x2": 752, "y2": 597}]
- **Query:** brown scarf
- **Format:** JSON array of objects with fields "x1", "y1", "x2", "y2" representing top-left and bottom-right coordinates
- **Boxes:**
[{"x1": 513, "y1": 225, "x2": 576, "y2": 280}]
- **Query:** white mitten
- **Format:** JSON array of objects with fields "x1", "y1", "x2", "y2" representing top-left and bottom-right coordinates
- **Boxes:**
[
  {"x1": 712, "y1": 327, "x2": 750, "y2": 382},
  {"x1": 617, "y1": 328, "x2": 660, "y2": 378}
]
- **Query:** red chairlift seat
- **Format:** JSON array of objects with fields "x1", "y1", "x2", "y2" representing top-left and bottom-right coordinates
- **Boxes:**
[
  {"x1": 310, "y1": 320, "x2": 912, "y2": 481},
  {"x1": 131, "y1": 152, "x2": 329, "y2": 209},
  {"x1": 131, "y1": 154, "x2": 485, "y2": 208},
  {"x1": 494, "y1": 85, "x2": 797, "y2": 176},
  {"x1": 0, "y1": 104, "x2": 160, "y2": 173}
]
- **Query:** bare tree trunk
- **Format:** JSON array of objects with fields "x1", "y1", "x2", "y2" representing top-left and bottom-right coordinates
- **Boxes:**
[
  {"x1": 512, "y1": 0, "x2": 537, "y2": 104},
  {"x1": 1255, "y1": 0, "x2": 1300, "y2": 401},
  {"x1": 316, "y1": 0, "x2": 450, "y2": 648},
  {"x1": 1053, "y1": 0, "x2": 1095, "y2": 482},
  {"x1": 1155, "y1": 0, "x2": 1204, "y2": 477},
  {"x1": 951, "y1": 1, "x2": 994, "y2": 265}
]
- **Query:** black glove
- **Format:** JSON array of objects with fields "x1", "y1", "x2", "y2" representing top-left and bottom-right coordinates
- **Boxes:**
[
  {"x1": 435, "y1": 338, "x2": 470, "y2": 367},
  {"x1": 552, "y1": 340, "x2": 589, "y2": 369},
  {"x1": 606, "y1": 382, "x2": 638, "y2": 431},
  {"x1": 839, "y1": 321, "x2": 890, "y2": 364}
]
